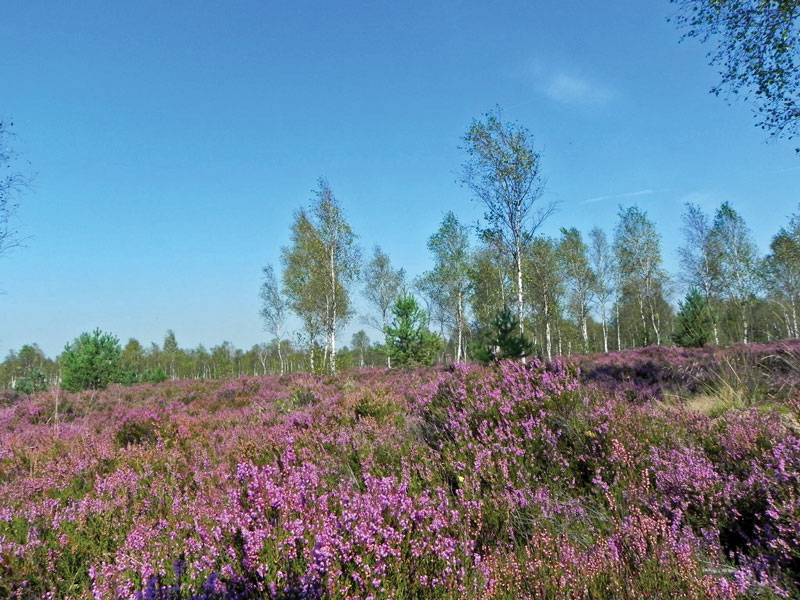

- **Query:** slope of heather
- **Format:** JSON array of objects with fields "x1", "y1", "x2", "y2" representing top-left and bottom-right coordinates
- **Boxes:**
[{"x1": 1, "y1": 344, "x2": 799, "y2": 599}]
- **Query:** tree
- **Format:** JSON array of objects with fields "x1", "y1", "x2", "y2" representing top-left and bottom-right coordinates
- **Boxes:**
[
  {"x1": 679, "y1": 203, "x2": 724, "y2": 344},
  {"x1": 588, "y1": 227, "x2": 616, "y2": 352},
  {"x1": 311, "y1": 179, "x2": 360, "y2": 375},
  {"x1": 462, "y1": 109, "x2": 556, "y2": 342},
  {"x1": 420, "y1": 212, "x2": 471, "y2": 363},
  {"x1": 14, "y1": 366, "x2": 48, "y2": 394},
  {"x1": 673, "y1": 289, "x2": 715, "y2": 348},
  {"x1": 351, "y1": 330, "x2": 370, "y2": 368},
  {"x1": 163, "y1": 329, "x2": 179, "y2": 379},
  {"x1": 558, "y1": 228, "x2": 596, "y2": 353},
  {"x1": 117, "y1": 338, "x2": 145, "y2": 385},
  {"x1": 711, "y1": 202, "x2": 761, "y2": 343},
  {"x1": 469, "y1": 230, "x2": 512, "y2": 332},
  {"x1": 282, "y1": 208, "x2": 327, "y2": 373},
  {"x1": 524, "y1": 236, "x2": 563, "y2": 360},
  {"x1": 259, "y1": 264, "x2": 289, "y2": 375},
  {"x1": 670, "y1": 0, "x2": 800, "y2": 143},
  {"x1": 10, "y1": 344, "x2": 50, "y2": 393},
  {"x1": 614, "y1": 206, "x2": 670, "y2": 346},
  {"x1": 60, "y1": 329, "x2": 122, "y2": 392},
  {"x1": 210, "y1": 341, "x2": 235, "y2": 378},
  {"x1": 281, "y1": 179, "x2": 362, "y2": 376},
  {"x1": 384, "y1": 294, "x2": 442, "y2": 367},
  {"x1": 0, "y1": 120, "x2": 28, "y2": 263},
  {"x1": 362, "y1": 246, "x2": 405, "y2": 366},
  {"x1": 472, "y1": 306, "x2": 533, "y2": 364},
  {"x1": 765, "y1": 204, "x2": 800, "y2": 338}
]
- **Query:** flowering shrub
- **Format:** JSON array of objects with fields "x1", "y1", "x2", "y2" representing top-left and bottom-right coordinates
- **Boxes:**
[{"x1": 1, "y1": 347, "x2": 798, "y2": 598}]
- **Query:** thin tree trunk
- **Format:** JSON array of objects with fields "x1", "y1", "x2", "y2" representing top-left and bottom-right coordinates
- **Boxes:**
[
  {"x1": 381, "y1": 311, "x2": 392, "y2": 368},
  {"x1": 741, "y1": 303, "x2": 749, "y2": 345},
  {"x1": 544, "y1": 294, "x2": 552, "y2": 361},
  {"x1": 557, "y1": 325, "x2": 562, "y2": 357},
  {"x1": 516, "y1": 245, "x2": 527, "y2": 364},
  {"x1": 330, "y1": 244, "x2": 338, "y2": 374},
  {"x1": 601, "y1": 304, "x2": 608, "y2": 353},
  {"x1": 456, "y1": 292, "x2": 464, "y2": 363},
  {"x1": 516, "y1": 248, "x2": 525, "y2": 335},
  {"x1": 616, "y1": 303, "x2": 621, "y2": 351},
  {"x1": 581, "y1": 313, "x2": 588, "y2": 353},
  {"x1": 648, "y1": 299, "x2": 661, "y2": 346},
  {"x1": 638, "y1": 296, "x2": 648, "y2": 346}
]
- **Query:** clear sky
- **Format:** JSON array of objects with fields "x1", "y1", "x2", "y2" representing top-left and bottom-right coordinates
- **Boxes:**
[{"x1": 1, "y1": 0, "x2": 798, "y2": 357}]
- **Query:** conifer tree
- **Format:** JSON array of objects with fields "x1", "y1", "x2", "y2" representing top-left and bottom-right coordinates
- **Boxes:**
[{"x1": 673, "y1": 289, "x2": 714, "y2": 348}]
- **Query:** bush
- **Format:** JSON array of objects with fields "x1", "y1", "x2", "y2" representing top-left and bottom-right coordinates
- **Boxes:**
[{"x1": 115, "y1": 419, "x2": 158, "y2": 447}]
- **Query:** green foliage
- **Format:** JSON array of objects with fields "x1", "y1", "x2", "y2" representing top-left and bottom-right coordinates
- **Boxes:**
[
  {"x1": 141, "y1": 366, "x2": 168, "y2": 384},
  {"x1": 472, "y1": 307, "x2": 533, "y2": 364},
  {"x1": 673, "y1": 289, "x2": 715, "y2": 347},
  {"x1": 384, "y1": 294, "x2": 442, "y2": 367},
  {"x1": 60, "y1": 329, "x2": 122, "y2": 392},
  {"x1": 670, "y1": 0, "x2": 800, "y2": 143},
  {"x1": 13, "y1": 365, "x2": 48, "y2": 394}
]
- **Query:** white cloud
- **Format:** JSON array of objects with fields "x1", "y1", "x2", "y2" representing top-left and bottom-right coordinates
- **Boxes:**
[
  {"x1": 544, "y1": 73, "x2": 618, "y2": 106},
  {"x1": 582, "y1": 189, "x2": 655, "y2": 205}
]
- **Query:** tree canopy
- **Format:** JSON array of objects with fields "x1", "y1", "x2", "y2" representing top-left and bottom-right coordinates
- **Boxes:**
[
  {"x1": 60, "y1": 329, "x2": 122, "y2": 392},
  {"x1": 670, "y1": 0, "x2": 800, "y2": 144}
]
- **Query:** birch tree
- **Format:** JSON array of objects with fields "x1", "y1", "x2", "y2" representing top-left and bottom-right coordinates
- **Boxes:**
[
  {"x1": 614, "y1": 206, "x2": 669, "y2": 346},
  {"x1": 259, "y1": 264, "x2": 289, "y2": 375},
  {"x1": 351, "y1": 330, "x2": 370, "y2": 369},
  {"x1": 362, "y1": 246, "x2": 405, "y2": 366},
  {"x1": 461, "y1": 109, "x2": 556, "y2": 342},
  {"x1": 524, "y1": 236, "x2": 563, "y2": 360},
  {"x1": 420, "y1": 212, "x2": 471, "y2": 362},
  {"x1": 670, "y1": 0, "x2": 800, "y2": 142},
  {"x1": 679, "y1": 203, "x2": 724, "y2": 344},
  {"x1": 0, "y1": 120, "x2": 28, "y2": 263},
  {"x1": 711, "y1": 202, "x2": 761, "y2": 344},
  {"x1": 469, "y1": 231, "x2": 512, "y2": 335},
  {"x1": 558, "y1": 228, "x2": 595, "y2": 353},
  {"x1": 309, "y1": 179, "x2": 360, "y2": 375},
  {"x1": 766, "y1": 205, "x2": 800, "y2": 338},
  {"x1": 588, "y1": 227, "x2": 615, "y2": 353},
  {"x1": 282, "y1": 209, "x2": 326, "y2": 372}
]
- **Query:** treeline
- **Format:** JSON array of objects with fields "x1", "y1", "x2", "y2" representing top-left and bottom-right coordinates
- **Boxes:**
[
  {"x1": 0, "y1": 329, "x2": 387, "y2": 392},
  {"x1": 2, "y1": 110, "x2": 799, "y2": 390},
  {"x1": 259, "y1": 112, "x2": 800, "y2": 375}
]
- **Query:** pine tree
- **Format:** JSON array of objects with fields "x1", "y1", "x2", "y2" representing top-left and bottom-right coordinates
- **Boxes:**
[
  {"x1": 472, "y1": 306, "x2": 533, "y2": 364},
  {"x1": 384, "y1": 295, "x2": 442, "y2": 367},
  {"x1": 673, "y1": 289, "x2": 714, "y2": 348}
]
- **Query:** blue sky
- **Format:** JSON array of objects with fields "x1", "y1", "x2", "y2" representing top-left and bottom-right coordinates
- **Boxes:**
[{"x1": 1, "y1": 0, "x2": 798, "y2": 357}]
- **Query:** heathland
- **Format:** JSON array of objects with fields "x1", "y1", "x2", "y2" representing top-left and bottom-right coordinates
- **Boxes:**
[{"x1": 1, "y1": 342, "x2": 798, "y2": 599}]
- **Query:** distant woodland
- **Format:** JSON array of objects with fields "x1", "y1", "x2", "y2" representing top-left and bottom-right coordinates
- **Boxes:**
[{"x1": 2, "y1": 112, "x2": 800, "y2": 391}]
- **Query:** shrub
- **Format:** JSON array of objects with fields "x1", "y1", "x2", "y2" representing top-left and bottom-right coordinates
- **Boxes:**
[{"x1": 115, "y1": 419, "x2": 158, "y2": 447}]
